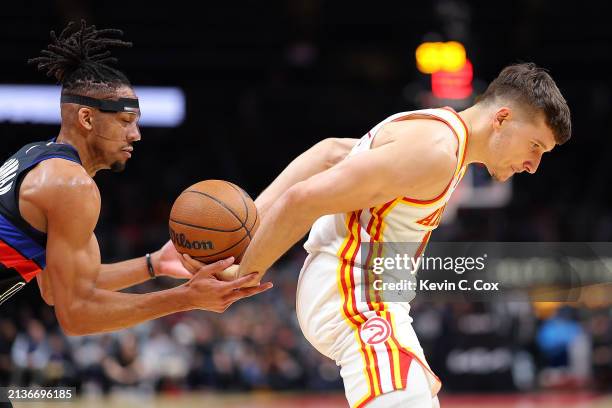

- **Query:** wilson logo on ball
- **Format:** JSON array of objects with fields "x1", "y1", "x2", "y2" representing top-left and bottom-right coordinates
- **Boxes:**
[
  {"x1": 359, "y1": 316, "x2": 391, "y2": 345},
  {"x1": 169, "y1": 228, "x2": 214, "y2": 250}
]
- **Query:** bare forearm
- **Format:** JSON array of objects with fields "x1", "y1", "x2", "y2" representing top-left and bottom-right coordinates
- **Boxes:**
[
  {"x1": 240, "y1": 191, "x2": 318, "y2": 278},
  {"x1": 98, "y1": 256, "x2": 150, "y2": 291},
  {"x1": 255, "y1": 138, "x2": 355, "y2": 219},
  {"x1": 255, "y1": 147, "x2": 325, "y2": 220},
  {"x1": 59, "y1": 285, "x2": 192, "y2": 336}
]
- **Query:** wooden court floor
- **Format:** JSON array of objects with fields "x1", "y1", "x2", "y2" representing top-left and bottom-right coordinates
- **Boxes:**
[{"x1": 11, "y1": 391, "x2": 612, "y2": 408}]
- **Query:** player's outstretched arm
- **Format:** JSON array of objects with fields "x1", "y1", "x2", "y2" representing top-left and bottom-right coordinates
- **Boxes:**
[
  {"x1": 40, "y1": 162, "x2": 271, "y2": 335},
  {"x1": 255, "y1": 138, "x2": 357, "y2": 220},
  {"x1": 236, "y1": 120, "x2": 458, "y2": 282}
]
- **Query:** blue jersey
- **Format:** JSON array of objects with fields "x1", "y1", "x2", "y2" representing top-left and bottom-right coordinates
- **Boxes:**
[{"x1": 0, "y1": 140, "x2": 81, "y2": 306}]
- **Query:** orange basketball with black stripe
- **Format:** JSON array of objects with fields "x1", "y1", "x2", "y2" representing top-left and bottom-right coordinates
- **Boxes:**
[{"x1": 169, "y1": 180, "x2": 259, "y2": 263}]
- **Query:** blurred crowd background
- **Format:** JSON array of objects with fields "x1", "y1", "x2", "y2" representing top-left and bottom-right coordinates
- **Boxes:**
[{"x1": 1, "y1": 0, "x2": 611, "y2": 399}]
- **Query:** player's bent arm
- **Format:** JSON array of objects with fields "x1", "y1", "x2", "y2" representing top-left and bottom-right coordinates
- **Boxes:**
[
  {"x1": 255, "y1": 138, "x2": 358, "y2": 220},
  {"x1": 238, "y1": 124, "x2": 457, "y2": 279},
  {"x1": 44, "y1": 175, "x2": 186, "y2": 335},
  {"x1": 41, "y1": 166, "x2": 268, "y2": 335}
]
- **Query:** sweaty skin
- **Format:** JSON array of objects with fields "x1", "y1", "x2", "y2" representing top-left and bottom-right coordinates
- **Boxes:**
[{"x1": 22, "y1": 85, "x2": 272, "y2": 335}]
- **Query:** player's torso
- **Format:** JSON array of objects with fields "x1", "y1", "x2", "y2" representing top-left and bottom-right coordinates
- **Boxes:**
[
  {"x1": 304, "y1": 107, "x2": 469, "y2": 262},
  {"x1": 0, "y1": 140, "x2": 82, "y2": 306}
]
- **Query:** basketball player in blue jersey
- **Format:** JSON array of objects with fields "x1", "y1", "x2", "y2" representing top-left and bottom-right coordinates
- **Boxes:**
[
  {"x1": 183, "y1": 63, "x2": 572, "y2": 407},
  {"x1": 0, "y1": 21, "x2": 274, "y2": 335}
]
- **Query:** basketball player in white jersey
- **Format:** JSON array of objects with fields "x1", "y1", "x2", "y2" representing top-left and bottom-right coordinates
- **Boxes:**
[{"x1": 184, "y1": 63, "x2": 571, "y2": 407}]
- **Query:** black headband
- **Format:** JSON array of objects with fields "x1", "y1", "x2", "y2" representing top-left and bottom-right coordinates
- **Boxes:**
[{"x1": 61, "y1": 94, "x2": 140, "y2": 113}]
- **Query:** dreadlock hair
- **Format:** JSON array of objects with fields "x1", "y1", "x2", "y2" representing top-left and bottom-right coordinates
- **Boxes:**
[{"x1": 28, "y1": 20, "x2": 133, "y2": 97}]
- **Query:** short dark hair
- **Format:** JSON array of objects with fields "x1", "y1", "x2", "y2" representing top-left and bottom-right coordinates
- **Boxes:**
[
  {"x1": 28, "y1": 20, "x2": 132, "y2": 97},
  {"x1": 478, "y1": 62, "x2": 571, "y2": 145}
]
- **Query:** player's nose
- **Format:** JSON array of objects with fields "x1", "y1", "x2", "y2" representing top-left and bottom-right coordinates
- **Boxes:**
[
  {"x1": 128, "y1": 126, "x2": 141, "y2": 143},
  {"x1": 523, "y1": 156, "x2": 541, "y2": 174}
]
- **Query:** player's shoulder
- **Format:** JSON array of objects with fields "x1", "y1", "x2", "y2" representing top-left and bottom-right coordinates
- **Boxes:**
[
  {"x1": 382, "y1": 116, "x2": 458, "y2": 152},
  {"x1": 379, "y1": 118, "x2": 458, "y2": 169},
  {"x1": 37, "y1": 158, "x2": 92, "y2": 185},
  {"x1": 24, "y1": 158, "x2": 99, "y2": 208}
]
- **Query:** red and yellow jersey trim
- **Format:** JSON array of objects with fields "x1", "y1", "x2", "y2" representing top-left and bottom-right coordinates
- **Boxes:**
[
  {"x1": 393, "y1": 107, "x2": 469, "y2": 208},
  {"x1": 337, "y1": 205, "x2": 441, "y2": 407}
]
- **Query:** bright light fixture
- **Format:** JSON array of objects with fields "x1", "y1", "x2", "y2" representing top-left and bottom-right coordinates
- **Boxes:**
[{"x1": 0, "y1": 85, "x2": 185, "y2": 127}]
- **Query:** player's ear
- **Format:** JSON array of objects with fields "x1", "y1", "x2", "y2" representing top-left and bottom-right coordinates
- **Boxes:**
[
  {"x1": 493, "y1": 107, "x2": 511, "y2": 130},
  {"x1": 77, "y1": 107, "x2": 94, "y2": 131}
]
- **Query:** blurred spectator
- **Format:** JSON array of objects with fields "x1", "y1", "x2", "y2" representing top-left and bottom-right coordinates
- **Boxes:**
[
  {"x1": 0, "y1": 263, "x2": 608, "y2": 396},
  {"x1": 10, "y1": 319, "x2": 50, "y2": 386},
  {"x1": 536, "y1": 306, "x2": 591, "y2": 388},
  {"x1": 44, "y1": 332, "x2": 76, "y2": 386},
  {"x1": 0, "y1": 319, "x2": 16, "y2": 385},
  {"x1": 589, "y1": 311, "x2": 612, "y2": 391},
  {"x1": 0, "y1": 1, "x2": 609, "y2": 400},
  {"x1": 101, "y1": 332, "x2": 148, "y2": 392}
]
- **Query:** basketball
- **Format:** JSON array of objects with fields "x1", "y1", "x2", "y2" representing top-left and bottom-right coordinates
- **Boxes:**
[{"x1": 169, "y1": 180, "x2": 259, "y2": 263}]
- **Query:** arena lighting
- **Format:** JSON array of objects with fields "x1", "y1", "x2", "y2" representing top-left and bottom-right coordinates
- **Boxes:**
[
  {"x1": 0, "y1": 85, "x2": 185, "y2": 127},
  {"x1": 415, "y1": 41, "x2": 466, "y2": 74},
  {"x1": 431, "y1": 59, "x2": 473, "y2": 99}
]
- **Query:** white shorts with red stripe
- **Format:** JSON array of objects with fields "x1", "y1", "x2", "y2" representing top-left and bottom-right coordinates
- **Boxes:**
[{"x1": 296, "y1": 252, "x2": 441, "y2": 408}]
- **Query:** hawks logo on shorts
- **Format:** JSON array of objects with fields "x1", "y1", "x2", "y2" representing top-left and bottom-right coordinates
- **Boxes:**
[{"x1": 359, "y1": 316, "x2": 391, "y2": 345}]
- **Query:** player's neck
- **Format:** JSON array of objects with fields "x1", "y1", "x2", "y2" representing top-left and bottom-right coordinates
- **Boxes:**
[
  {"x1": 56, "y1": 128, "x2": 103, "y2": 177},
  {"x1": 457, "y1": 105, "x2": 493, "y2": 167}
]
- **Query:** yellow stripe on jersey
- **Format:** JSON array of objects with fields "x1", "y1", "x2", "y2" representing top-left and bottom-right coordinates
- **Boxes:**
[
  {"x1": 371, "y1": 206, "x2": 406, "y2": 390},
  {"x1": 337, "y1": 211, "x2": 379, "y2": 407}
]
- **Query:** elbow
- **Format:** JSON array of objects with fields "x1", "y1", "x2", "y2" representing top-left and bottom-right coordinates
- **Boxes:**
[
  {"x1": 56, "y1": 318, "x2": 82, "y2": 337},
  {"x1": 282, "y1": 184, "x2": 306, "y2": 211},
  {"x1": 54, "y1": 305, "x2": 89, "y2": 337},
  {"x1": 319, "y1": 138, "x2": 354, "y2": 169},
  {"x1": 283, "y1": 183, "x2": 322, "y2": 223}
]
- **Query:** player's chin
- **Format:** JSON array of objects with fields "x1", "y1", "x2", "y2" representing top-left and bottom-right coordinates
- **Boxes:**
[
  {"x1": 491, "y1": 171, "x2": 511, "y2": 182},
  {"x1": 110, "y1": 160, "x2": 127, "y2": 173},
  {"x1": 498, "y1": 172, "x2": 513, "y2": 182}
]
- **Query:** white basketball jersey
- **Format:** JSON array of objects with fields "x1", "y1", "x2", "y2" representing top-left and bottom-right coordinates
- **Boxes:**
[
  {"x1": 304, "y1": 107, "x2": 469, "y2": 267},
  {"x1": 297, "y1": 108, "x2": 469, "y2": 401}
]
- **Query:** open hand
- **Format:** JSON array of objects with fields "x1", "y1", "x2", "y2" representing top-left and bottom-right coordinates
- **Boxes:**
[
  {"x1": 180, "y1": 254, "x2": 260, "y2": 286},
  {"x1": 185, "y1": 257, "x2": 273, "y2": 313},
  {"x1": 150, "y1": 240, "x2": 194, "y2": 280}
]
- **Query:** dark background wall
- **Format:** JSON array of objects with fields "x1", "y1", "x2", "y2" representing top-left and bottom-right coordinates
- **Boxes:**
[
  {"x1": 0, "y1": 0, "x2": 611, "y2": 395},
  {"x1": 4, "y1": 1, "x2": 611, "y2": 251}
]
